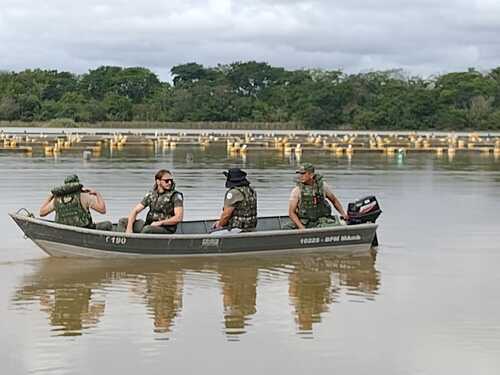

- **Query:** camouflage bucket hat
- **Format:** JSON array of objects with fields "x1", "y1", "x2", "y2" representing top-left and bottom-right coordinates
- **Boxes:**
[
  {"x1": 64, "y1": 174, "x2": 80, "y2": 184},
  {"x1": 51, "y1": 182, "x2": 83, "y2": 197}
]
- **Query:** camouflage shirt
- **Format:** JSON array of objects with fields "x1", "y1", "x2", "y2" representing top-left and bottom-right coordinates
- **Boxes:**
[
  {"x1": 141, "y1": 189, "x2": 183, "y2": 225},
  {"x1": 225, "y1": 185, "x2": 257, "y2": 230},
  {"x1": 296, "y1": 174, "x2": 332, "y2": 224},
  {"x1": 54, "y1": 191, "x2": 93, "y2": 228}
]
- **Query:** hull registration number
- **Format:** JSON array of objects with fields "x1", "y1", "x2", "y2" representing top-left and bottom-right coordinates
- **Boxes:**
[{"x1": 105, "y1": 236, "x2": 127, "y2": 245}]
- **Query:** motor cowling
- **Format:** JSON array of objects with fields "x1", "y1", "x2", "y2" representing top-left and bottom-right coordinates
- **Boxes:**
[{"x1": 347, "y1": 196, "x2": 382, "y2": 225}]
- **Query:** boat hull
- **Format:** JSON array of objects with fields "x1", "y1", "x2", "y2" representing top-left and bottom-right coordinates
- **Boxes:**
[{"x1": 10, "y1": 213, "x2": 378, "y2": 258}]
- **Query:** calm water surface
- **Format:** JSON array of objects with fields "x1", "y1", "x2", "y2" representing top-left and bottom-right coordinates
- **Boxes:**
[{"x1": 1, "y1": 145, "x2": 500, "y2": 375}]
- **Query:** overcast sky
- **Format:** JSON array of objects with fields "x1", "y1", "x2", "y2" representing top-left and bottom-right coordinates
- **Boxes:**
[{"x1": 1, "y1": 0, "x2": 500, "y2": 80}]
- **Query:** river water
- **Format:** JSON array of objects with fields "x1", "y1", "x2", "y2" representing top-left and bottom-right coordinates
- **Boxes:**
[{"x1": 1, "y1": 145, "x2": 500, "y2": 375}]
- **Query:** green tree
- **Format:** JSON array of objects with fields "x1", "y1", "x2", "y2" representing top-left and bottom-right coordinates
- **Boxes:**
[
  {"x1": 16, "y1": 94, "x2": 41, "y2": 121},
  {"x1": 79, "y1": 66, "x2": 123, "y2": 100},
  {"x1": 171, "y1": 63, "x2": 208, "y2": 86},
  {"x1": 225, "y1": 61, "x2": 286, "y2": 97},
  {"x1": 0, "y1": 96, "x2": 19, "y2": 120},
  {"x1": 40, "y1": 71, "x2": 78, "y2": 101},
  {"x1": 103, "y1": 93, "x2": 133, "y2": 121}
]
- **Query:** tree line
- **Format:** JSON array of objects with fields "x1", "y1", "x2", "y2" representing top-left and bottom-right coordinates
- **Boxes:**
[{"x1": 1, "y1": 62, "x2": 500, "y2": 130}]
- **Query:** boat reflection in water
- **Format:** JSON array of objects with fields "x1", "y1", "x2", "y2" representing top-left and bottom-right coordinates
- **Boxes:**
[
  {"x1": 217, "y1": 262, "x2": 258, "y2": 336},
  {"x1": 13, "y1": 252, "x2": 379, "y2": 338},
  {"x1": 140, "y1": 270, "x2": 184, "y2": 334},
  {"x1": 289, "y1": 253, "x2": 379, "y2": 332}
]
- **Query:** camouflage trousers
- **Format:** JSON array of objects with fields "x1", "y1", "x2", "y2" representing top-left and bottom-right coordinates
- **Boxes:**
[
  {"x1": 117, "y1": 218, "x2": 176, "y2": 234},
  {"x1": 284, "y1": 215, "x2": 342, "y2": 229},
  {"x1": 89, "y1": 221, "x2": 113, "y2": 231}
]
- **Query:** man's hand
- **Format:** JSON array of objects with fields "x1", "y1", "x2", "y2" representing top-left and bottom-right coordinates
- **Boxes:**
[
  {"x1": 150, "y1": 221, "x2": 163, "y2": 227},
  {"x1": 212, "y1": 220, "x2": 221, "y2": 229}
]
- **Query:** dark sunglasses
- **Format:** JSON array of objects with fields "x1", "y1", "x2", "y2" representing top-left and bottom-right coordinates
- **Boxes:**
[{"x1": 160, "y1": 178, "x2": 173, "y2": 183}]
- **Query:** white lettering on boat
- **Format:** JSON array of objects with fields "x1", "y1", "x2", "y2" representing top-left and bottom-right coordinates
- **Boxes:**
[
  {"x1": 340, "y1": 234, "x2": 361, "y2": 241},
  {"x1": 105, "y1": 236, "x2": 127, "y2": 245},
  {"x1": 202, "y1": 238, "x2": 219, "y2": 247},
  {"x1": 324, "y1": 235, "x2": 340, "y2": 243},
  {"x1": 300, "y1": 237, "x2": 321, "y2": 245},
  {"x1": 300, "y1": 233, "x2": 361, "y2": 245}
]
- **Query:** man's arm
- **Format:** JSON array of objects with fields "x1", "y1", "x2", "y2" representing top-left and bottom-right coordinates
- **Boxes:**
[
  {"x1": 213, "y1": 207, "x2": 235, "y2": 229},
  {"x1": 84, "y1": 188, "x2": 106, "y2": 214},
  {"x1": 288, "y1": 195, "x2": 305, "y2": 230},
  {"x1": 39, "y1": 194, "x2": 54, "y2": 217},
  {"x1": 151, "y1": 206, "x2": 184, "y2": 227},
  {"x1": 212, "y1": 189, "x2": 242, "y2": 229},
  {"x1": 126, "y1": 203, "x2": 145, "y2": 233},
  {"x1": 325, "y1": 191, "x2": 348, "y2": 219}
]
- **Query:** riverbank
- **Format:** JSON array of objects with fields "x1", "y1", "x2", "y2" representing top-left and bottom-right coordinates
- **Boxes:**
[
  {"x1": 0, "y1": 120, "x2": 304, "y2": 130},
  {"x1": 4, "y1": 121, "x2": 500, "y2": 135}
]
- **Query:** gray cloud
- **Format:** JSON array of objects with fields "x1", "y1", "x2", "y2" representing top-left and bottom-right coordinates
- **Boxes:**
[{"x1": 1, "y1": 0, "x2": 500, "y2": 80}]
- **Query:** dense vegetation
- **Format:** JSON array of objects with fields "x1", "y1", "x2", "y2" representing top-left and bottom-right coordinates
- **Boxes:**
[{"x1": 1, "y1": 62, "x2": 500, "y2": 130}]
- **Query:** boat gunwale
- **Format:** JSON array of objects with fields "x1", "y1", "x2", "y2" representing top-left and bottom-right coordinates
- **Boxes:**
[{"x1": 9, "y1": 212, "x2": 378, "y2": 239}]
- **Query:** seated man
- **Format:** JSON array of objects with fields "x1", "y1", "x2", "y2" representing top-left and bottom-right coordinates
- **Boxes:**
[
  {"x1": 288, "y1": 162, "x2": 348, "y2": 229},
  {"x1": 39, "y1": 174, "x2": 112, "y2": 230},
  {"x1": 212, "y1": 168, "x2": 257, "y2": 235},
  {"x1": 118, "y1": 169, "x2": 184, "y2": 234}
]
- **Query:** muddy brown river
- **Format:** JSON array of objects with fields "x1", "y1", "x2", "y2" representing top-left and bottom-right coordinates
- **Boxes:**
[{"x1": 1, "y1": 145, "x2": 499, "y2": 375}]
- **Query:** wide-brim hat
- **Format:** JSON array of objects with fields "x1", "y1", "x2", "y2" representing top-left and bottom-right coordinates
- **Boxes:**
[
  {"x1": 223, "y1": 168, "x2": 247, "y2": 182},
  {"x1": 223, "y1": 168, "x2": 249, "y2": 188}
]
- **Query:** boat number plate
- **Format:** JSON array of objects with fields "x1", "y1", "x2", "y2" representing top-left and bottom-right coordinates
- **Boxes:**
[
  {"x1": 300, "y1": 234, "x2": 361, "y2": 245},
  {"x1": 105, "y1": 236, "x2": 127, "y2": 245}
]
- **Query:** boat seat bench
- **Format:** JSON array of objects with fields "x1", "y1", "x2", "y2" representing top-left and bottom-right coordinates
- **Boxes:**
[{"x1": 173, "y1": 216, "x2": 293, "y2": 234}]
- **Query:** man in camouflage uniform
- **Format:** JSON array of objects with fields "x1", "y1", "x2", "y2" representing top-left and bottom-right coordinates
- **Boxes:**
[
  {"x1": 288, "y1": 162, "x2": 348, "y2": 229},
  {"x1": 39, "y1": 174, "x2": 112, "y2": 230},
  {"x1": 118, "y1": 169, "x2": 184, "y2": 234},
  {"x1": 212, "y1": 168, "x2": 257, "y2": 234}
]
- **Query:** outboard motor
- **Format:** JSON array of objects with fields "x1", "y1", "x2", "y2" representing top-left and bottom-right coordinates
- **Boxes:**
[
  {"x1": 347, "y1": 196, "x2": 382, "y2": 246},
  {"x1": 347, "y1": 196, "x2": 381, "y2": 224}
]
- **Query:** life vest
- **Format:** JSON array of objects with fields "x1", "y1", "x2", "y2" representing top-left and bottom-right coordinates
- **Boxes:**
[
  {"x1": 297, "y1": 174, "x2": 332, "y2": 225},
  {"x1": 145, "y1": 189, "x2": 182, "y2": 230},
  {"x1": 228, "y1": 185, "x2": 257, "y2": 230},
  {"x1": 52, "y1": 183, "x2": 93, "y2": 228}
]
